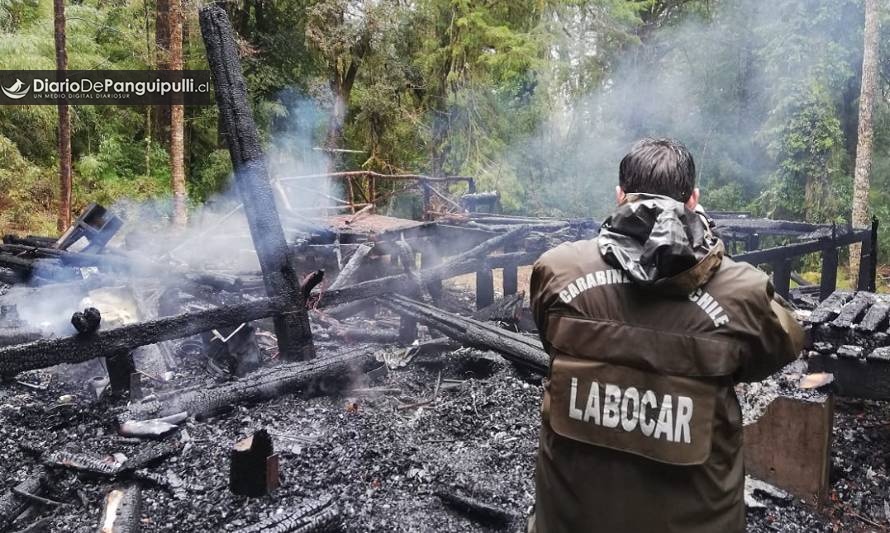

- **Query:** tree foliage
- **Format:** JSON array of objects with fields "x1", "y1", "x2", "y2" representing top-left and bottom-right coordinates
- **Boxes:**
[{"x1": 0, "y1": 0, "x2": 886, "y2": 258}]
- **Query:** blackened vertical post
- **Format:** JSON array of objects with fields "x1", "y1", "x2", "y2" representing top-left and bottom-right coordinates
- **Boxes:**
[
  {"x1": 857, "y1": 217, "x2": 879, "y2": 292},
  {"x1": 476, "y1": 267, "x2": 495, "y2": 310},
  {"x1": 819, "y1": 249, "x2": 839, "y2": 301},
  {"x1": 771, "y1": 259, "x2": 792, "y2": 300},
  {"x1": 421, "y1": 247, "x2": 443, "y2": 301},
  {"x1": 502, "y1": 244, "x2": 518, "y2": 296},
  {"x1": 421, "y1": 180, "x2": 432, "y2": 221},
  {"x1": 819, "y1": 224, "x2": 839, "y2": 301},
  {"x1": 199, "y1": 5, "x2": 315, "y2": 360}
]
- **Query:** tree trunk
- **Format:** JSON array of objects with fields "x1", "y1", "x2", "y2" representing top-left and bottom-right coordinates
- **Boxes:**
[
  {"x1": 155, "y1": 0, "x2": 172, "y2": 142},
  {"x1": 850, "y1": 0, "x2": 879, "y2": 283},
  {"x1": 54, "y1": 0, "x2": 72, "y2": 233},
  {"x1": 325, "y1": 83, "x2": 347, "y2": 173},
  {"x1": 170, "y1": 0, "x2": 188, "y2": 227}
]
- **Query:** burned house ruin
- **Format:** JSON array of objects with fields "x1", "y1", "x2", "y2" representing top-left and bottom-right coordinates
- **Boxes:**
[{"x1": 0, "y1": 6, "x2": 886, "y2": 533}]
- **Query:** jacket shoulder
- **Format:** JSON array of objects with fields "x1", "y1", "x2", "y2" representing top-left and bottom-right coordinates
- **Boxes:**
[
  {"x1": 534, "y1": 238, "x2": 605, "y2": 274},
  {"x1": 707, "y1": 257, "x2": 771, "y2": 299}
]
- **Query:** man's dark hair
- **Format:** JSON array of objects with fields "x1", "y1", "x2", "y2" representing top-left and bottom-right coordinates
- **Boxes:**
[{"x1": 619, "y1": 138, "x2": 696, "y2": 202}]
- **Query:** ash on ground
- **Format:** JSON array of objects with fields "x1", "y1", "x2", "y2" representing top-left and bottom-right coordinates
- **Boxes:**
[{"x1": 1, "y1": 303, "x2": 889, "y2": 531}]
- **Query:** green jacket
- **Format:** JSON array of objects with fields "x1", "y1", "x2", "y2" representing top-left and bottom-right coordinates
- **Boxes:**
[{"x1": 530, "y1": 194, "x2": 803, "y2": 533}]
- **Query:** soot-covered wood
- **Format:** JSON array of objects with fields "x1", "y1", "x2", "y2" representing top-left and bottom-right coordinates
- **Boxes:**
[
  {"x1": 379, "y1": 294, "x2": 548, "y2": 373},
  {"x1": 199, "y1": 5, "x2": 314, "y2": 362},
  {"x1": 122, "y1": 349, "x2": 372, "y2": 421},
  {"x1": 0, "y1": 298, "x2": 289, "y2": 377}
]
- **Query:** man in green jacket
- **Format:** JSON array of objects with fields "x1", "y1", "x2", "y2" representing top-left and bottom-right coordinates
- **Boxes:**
[{"x1": 529, "y1": 138, "x2": 804, "y2": 533}]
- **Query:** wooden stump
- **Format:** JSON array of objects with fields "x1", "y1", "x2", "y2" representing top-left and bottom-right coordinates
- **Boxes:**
[
  {"x1": 744, "y1": 394, "x2": 834, "y2": 504},
  {"x1": 230, "y1": 429, "x2": 279, "y2": 497},
  {"x1": 106, "y1": 350, "x2": 136, "y2": 397}
]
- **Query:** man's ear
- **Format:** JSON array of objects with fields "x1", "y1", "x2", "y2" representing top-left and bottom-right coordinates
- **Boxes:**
[
  {"x1": 616, "y1": 186, "x2": 626, "y2": 205},
  {"x1": 685, "y1": 188, "x2": 700, "y2": 210}
]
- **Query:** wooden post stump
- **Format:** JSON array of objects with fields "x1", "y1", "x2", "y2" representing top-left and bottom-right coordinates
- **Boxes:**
[
  {"x1": 230, "y1": 429, "x2": 279, "y2": 497},
  {"x1": 744, "y1": 394, "x2": 834, "y2": 504}
]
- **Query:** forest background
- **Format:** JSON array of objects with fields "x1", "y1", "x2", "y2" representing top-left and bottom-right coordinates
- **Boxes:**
[{"x1": 0, "y1": 0, "x2": 887, "y2": 282}]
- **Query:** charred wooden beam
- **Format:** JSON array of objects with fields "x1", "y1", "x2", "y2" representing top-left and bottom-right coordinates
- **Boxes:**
[
  {"x1": 831, "y1": 292, "x2": 875, "y2": 329},
  {"x1": 475, "y1": 269, "x2": 495, "y2": 310},
  {"x1": 0, "y1": 297, "x2": 290, "y2": 377},
  {"x1": 472, "y1": 293, "x2": 525, "y2": 324},
  {"x1": 122, "y1": 348, "x2": 373, "y2": 421},
  {"x1": 0, "y1": 473, "x2": 46, "y2": 532},
  {"x1": 98, "y1": 484, "x2": 141, "y2": 533},
  {"x1": 378, "y1": 294, "x2": 548, "y2": 373},
  {"x1": 38, "y1": 441, "x2": 182, "y2": 478},
  {"x1": 2, "y1": 235, "x2": 57, "y2": 248},
  {"x1": 435, "y1": 488, "x2": 519, "y2": 530},
  {"x1": 329, "y1": 243, "x2": 372, "y2": 291},
  {"x1": 860, "y1": 303, "x2": 890, "y2": 333},
  {"x1": 806, "y1": 292, "x2": 853, "y2": 324},
  {"x1": 232, "y1": 495, "x2": 339, "y2": 533},
  {"x1": 326, "y1": 326, "x2": 402, "y2": 344},
  {"x1": 200, "y1": 5, "x2": 314, "y2": 361},
  {"x1": 310, "y1": 227, "x2": 533, "y2": 310},
  {"x1": 106, "y1": 350, "x2": 136, "y2": 397}
]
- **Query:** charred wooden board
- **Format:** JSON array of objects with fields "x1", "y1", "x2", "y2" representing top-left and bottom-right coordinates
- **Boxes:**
[
  {"x1": 122, "y1": 348, "x2": 373, "y2": 421},
  {"x1": 806, "y1": 292, "x2": 853, "y2": 324},
  {"x1": 860, "y1": 303, "x2": 890, "y2": 333},
  {"x1": 436, "y1": 488, "x2": 519, "y2": 530},
  {"x1": 808, "y1": 351, "x2": 890, "y2": 400},
  {"x1": 830, "y1": 292, "x2": 875, "y2": 329},
  {"x1": 232, "y1": 494, "x2": 338, "y2": 533},
  {"x1": 379, "y1": 294, "x2": 548, "y2": 373},
  {"x1": 0, "y1": 473, "x2": 46, "y2": 532},
  {"x1": 98, "y1": 484, "x2": 141, "y2": 533},
  {"x1": 0, "y1": 298, "x2": 290, "y2": 377}
]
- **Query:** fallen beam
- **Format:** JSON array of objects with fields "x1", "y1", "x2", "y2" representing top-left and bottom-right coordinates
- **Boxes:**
[
  {"x1": 122, "y1": 348, "x2": 373, "y2": 421},
  {"x1": 329, "y1": 243, "x2": 372, "y2": 291},
  {"x1": 233, "y1": 495, "x2": 338, "y2": 533},
  {"x1": 378, "y1": 294, "x2": 548, "y2": 372},
  {"x1": 313, "y1": 226, "x2": 533, "y2": 309},
  {"x1": 0, "y1": 298, "x2": 289, "y2": 377},
  {"x1": 435, "y1": 488, "x2": 519, "y2": 530},
  {"x1": 200, "y1": 4, "x2": 315, "y2": 361},
  {"x1": 0, "y1": 473, "x2": 46, "y2": 532}
]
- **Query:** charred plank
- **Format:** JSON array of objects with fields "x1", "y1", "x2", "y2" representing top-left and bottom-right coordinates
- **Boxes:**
[
  {"x1": 859, "y1": 303, "x2": 889, "y2": 333},
  {"x1": 807, "y1": 292, "x2": 853, "y2": 324},
  {"x1": 232, "y1": 495, "x2": 338, "y2": 533},
  {"x1": 329, "y1": 243, "x2": 373, "y2": 291},
  {"x1": 122, "y1": 349, "x2": 373, "y2": 421},
  {"x1": 97, "y1": 484, "x2": 141, "y2": 533},
  {"x1": 230, "y1": 429, "x2": 278, "y2": 497},
  {"x1": 0, "y1": 298, "x2": 289, "y2": 377},
  {"x1": 199, "y1": 4, "x2": 314, "y2": 361},
  {"x1": 379, "y1": 294, "x2": 547, "y2": 373},
  {"x1": 0, "y1": 473, "x2": 46, "y2": 532},
  {"x1": 435, "y1": 488, "x2": 518, "y2": 530},
  {"x1": 830, "y1": 292, "x2": 875, "y2": 329}
]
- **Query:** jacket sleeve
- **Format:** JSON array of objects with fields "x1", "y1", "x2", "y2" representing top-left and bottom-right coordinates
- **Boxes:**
[
  {"x1": 530, "y1": 258, "x2": 557, "y2": 355},
  {"x1": 734, "y1": 280, "x2": 805, "y2": 383}
]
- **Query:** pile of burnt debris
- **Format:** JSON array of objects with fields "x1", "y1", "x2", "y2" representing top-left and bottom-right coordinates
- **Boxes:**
[{"x1": 0, "y1": 5, "x2": 887, "y2": 532}]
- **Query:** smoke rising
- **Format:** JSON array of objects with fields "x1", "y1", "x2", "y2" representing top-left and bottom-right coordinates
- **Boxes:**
[{"x1": 493, "y1": 0, "x2": 863, "y2": 220}]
